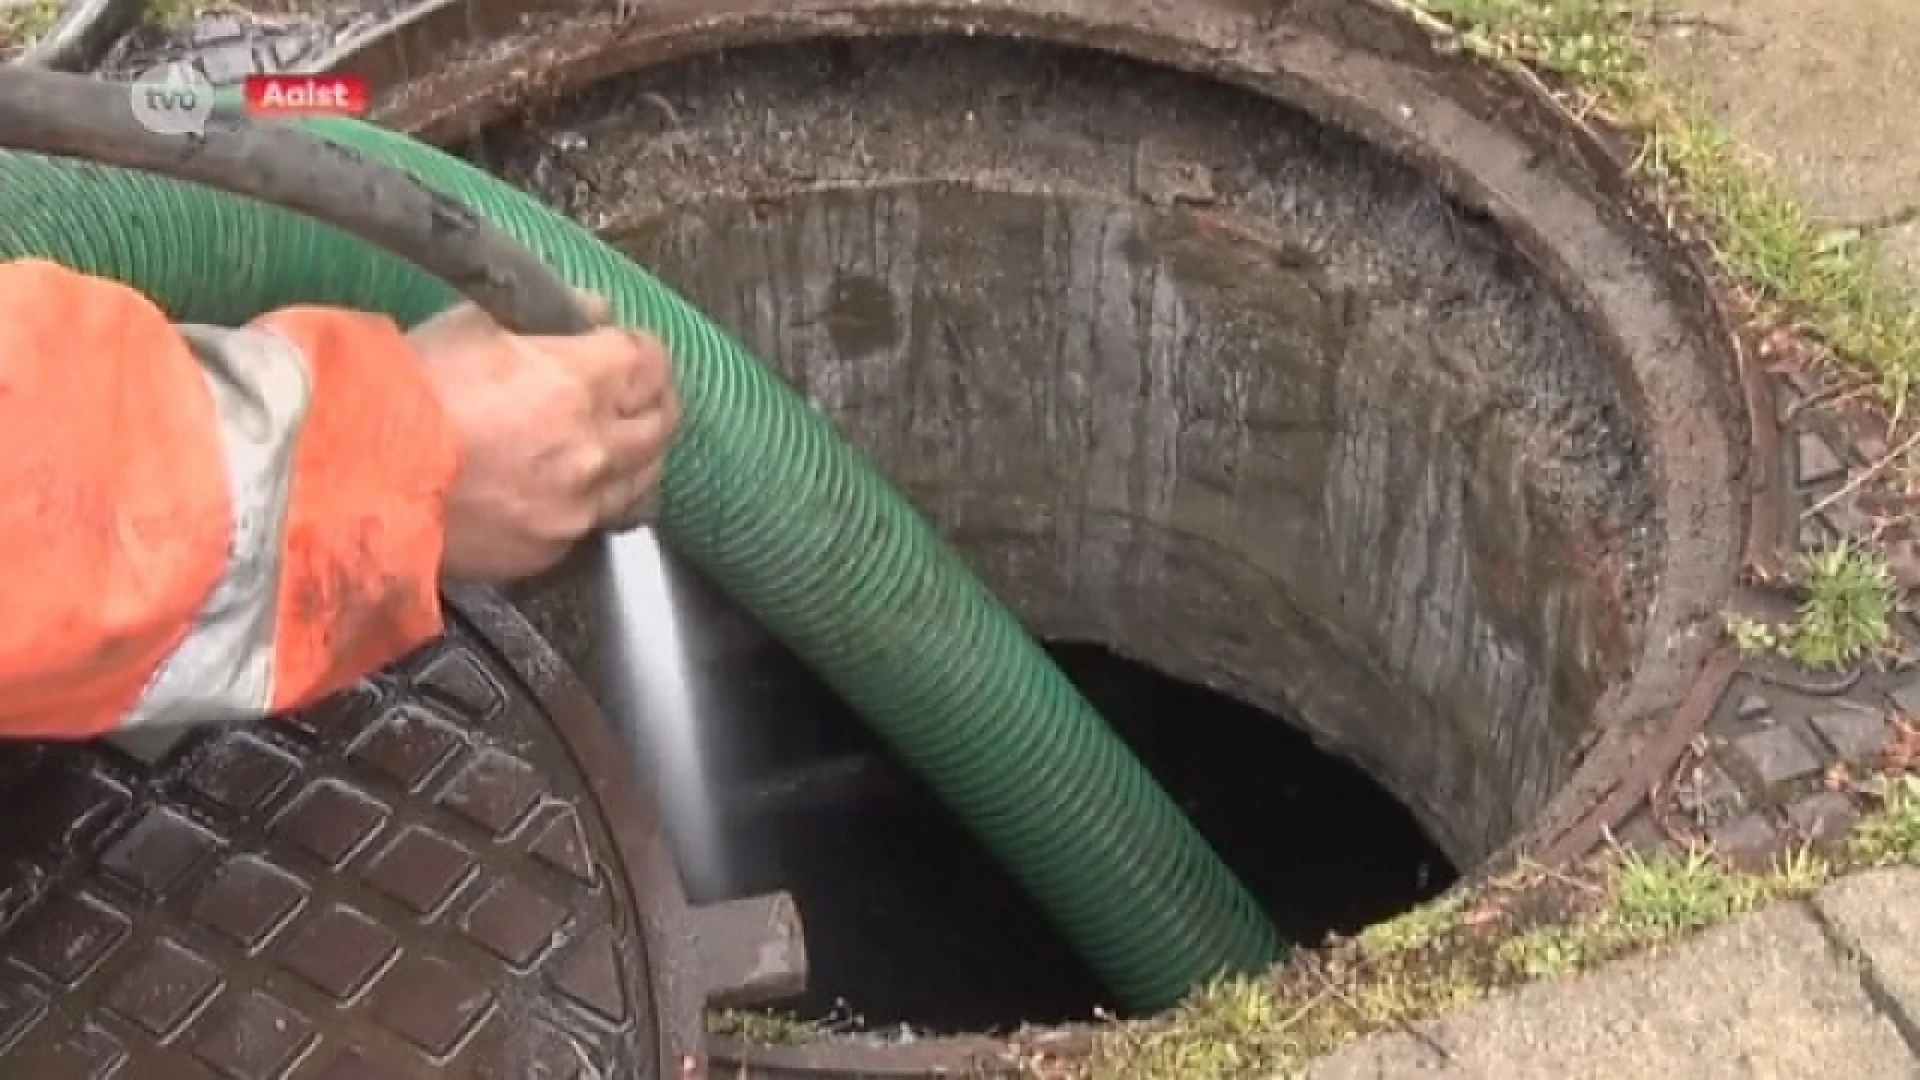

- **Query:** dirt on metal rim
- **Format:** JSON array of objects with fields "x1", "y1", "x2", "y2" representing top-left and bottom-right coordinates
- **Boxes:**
[{"x1": 706, "y1": 1031, "x2": 1045, "y2": 1077}]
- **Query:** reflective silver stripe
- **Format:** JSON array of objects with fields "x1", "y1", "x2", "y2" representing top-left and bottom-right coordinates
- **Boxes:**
[{"x1": 120, "y1": 324, "x2": 312, "y2": 729}]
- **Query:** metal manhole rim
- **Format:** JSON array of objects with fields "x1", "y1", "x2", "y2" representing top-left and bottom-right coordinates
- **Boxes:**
[
  {"x1": 321, "y1": 0, "x2": 1762, "y2": 1070},
  {"x1": 444, "y1": 583, "x2": 706, "y2": 1075}
]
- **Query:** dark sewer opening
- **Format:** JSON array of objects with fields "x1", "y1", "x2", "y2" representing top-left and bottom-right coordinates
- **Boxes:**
[{"x1": 702, "y1": 636, "x2": 1456, "y2": 1034}]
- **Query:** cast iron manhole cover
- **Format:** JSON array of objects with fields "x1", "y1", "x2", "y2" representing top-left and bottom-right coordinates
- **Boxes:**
[{"x1": 0, "y1": 588, "x2": 698, "y2": 1078}]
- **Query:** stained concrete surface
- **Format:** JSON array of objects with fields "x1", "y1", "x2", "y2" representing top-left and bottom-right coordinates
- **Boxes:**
[
  {"x1": 1307, "y1": 897, "x2": 1918, "y2": 1079},
  {"x1": 1650, "y1": 0, "x2": 1920, "y2": 299},
  {"x1": 1652, "y1": 0, "x2": 1920, "y2": 295},
  {"x1": 1813, "y1": 871, "x2": 1920, "y2": 1039},
  {"x1": 1649, "y1": 0, "x2": 1920, "y2": 227}
]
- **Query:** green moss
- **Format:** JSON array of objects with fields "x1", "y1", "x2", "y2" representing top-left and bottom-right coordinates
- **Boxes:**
[{"x1": 0, "y1": 0, "x2": 61, "y2": 50}]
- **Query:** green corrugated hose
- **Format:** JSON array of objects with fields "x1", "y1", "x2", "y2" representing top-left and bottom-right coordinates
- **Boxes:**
[{"x1": 0, "y1": 113, "x2": 1282, "y2": 1009}]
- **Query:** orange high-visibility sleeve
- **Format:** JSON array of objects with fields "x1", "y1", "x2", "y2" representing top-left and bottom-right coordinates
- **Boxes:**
[
  {"x1": 0, "y1": 259, "x2": 460, "y2": 738},
  {"x1": 253, "y1": 305, "x2": 460, "y2": 714}
]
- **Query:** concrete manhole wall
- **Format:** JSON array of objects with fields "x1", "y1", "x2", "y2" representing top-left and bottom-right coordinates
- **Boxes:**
[
  {"x1": 377, "y1": 0, "x2": 1754, "y2": 877},
  {"x1": 487, "y1": 35, "x2": 1642, "y2": 871}
]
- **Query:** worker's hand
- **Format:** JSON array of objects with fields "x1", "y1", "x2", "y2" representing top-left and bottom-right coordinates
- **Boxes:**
[{"x1": 409, "y1": 292, "x2": 680, "y2": 583}]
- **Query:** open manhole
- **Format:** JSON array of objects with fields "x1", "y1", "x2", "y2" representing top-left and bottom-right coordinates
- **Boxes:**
[
  {"x1": 0, "y1": 0, "x2": 1750, "y2": 1074},
  {"x1": 326, "y1": 0, "x2": 1753, "y2": 1064}
]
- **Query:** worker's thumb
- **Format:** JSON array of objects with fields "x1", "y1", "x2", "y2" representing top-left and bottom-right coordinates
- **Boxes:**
[{"x1": 572, "y1": 289, "x2": 614, "y2": 326}]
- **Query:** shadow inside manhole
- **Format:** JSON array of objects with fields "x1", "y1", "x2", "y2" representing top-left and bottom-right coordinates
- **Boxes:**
[{"x1": 674, "y1": 629, "x2": 1456, "y2": 1032}]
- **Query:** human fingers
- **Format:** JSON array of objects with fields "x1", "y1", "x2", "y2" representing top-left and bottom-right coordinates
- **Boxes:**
[
  {"x1": 602, "y1": 379, "x2": 680, "y2": 471},
  {"x1": 593, "y1": 385, "x2": 679, "y2": 521},
  {"x1": 565, "y1": 327, "x2": 673, "y2": 421}
]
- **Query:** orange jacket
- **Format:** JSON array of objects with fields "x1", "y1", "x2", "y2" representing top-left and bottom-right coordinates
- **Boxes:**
[{"x1": 0, "y1": 258, "x2": 460, "y2": 738}]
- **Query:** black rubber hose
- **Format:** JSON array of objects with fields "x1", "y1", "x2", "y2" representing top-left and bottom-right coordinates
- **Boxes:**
[{"x1": 0, "y1": 67, "x2": 592, "y2": 333}]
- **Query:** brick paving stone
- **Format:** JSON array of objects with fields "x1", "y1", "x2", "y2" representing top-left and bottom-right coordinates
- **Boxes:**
[
  {"x1": 1707, "y1": 813, "x2": 1782, "y2": 865},
  {"x1": 1811, "y1": 710, "x2": 1895, "y2": 762},
  {"x1": 1786, "y1": 792, "x2": 1860, "y2": 843},
  {"x1": 1674, "y1": 760, "x2": 1743, "y2": 818},
  {"x1": 1797, "y1": 432, "x2": 1847, "y2": 484},
  {"x1": 1729, "y1": 726, "x2": 1825, "y2": 787},
  {"x1": 1889, "y1": 676, "x2": 1920, "y2": 720}
]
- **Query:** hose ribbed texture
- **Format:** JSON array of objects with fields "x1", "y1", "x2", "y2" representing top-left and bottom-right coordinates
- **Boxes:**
[{"x1": 0, "y1": 117, "x2": 1283, "y2": 1008}]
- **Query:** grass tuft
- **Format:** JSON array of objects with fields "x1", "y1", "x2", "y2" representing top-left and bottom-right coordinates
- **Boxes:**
[
  {"x1": 707, "y1": 1007, "x2": 829, "y2": 1046},
  {"x1": 1355, "y1": 892, "x2": 1467, "y2": 956},
  {"x1": 1849, "y1": 774, "x2": 1920, "y2": 865},
  {"x1": 1728, "y1": 540, "x2": 1898, "y2": 669}
]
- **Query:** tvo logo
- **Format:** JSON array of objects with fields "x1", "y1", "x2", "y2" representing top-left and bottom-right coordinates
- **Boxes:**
[{"x1": 128, "y1": 62, "x2": 214, "y2": 136}]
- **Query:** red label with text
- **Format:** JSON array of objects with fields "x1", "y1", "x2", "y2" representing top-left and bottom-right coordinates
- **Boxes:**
[{"x1": 243, "y1": 75, "x2": 370, "y2": 117}]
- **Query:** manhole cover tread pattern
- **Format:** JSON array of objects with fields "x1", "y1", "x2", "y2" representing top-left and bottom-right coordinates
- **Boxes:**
[{"x1": 0, "y1": 612, "x2": 663, "y2": 1079}]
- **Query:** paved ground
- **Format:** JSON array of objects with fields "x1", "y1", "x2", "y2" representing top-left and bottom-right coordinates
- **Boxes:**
[{"x1": 1300, "y1": 6, "x2": 1920, "y2": 1075}]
